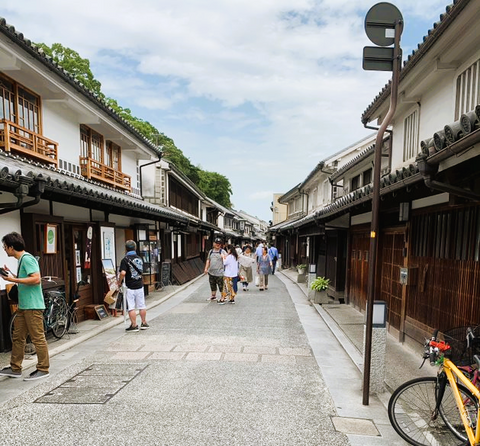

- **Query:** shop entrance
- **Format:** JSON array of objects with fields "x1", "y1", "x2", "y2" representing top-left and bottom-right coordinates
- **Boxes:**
[{"x1": 64, "y1": 224, "x2": 93, "y2": 322}]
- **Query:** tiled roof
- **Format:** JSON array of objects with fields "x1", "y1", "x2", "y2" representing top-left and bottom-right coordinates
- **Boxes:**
[
  {"x1": 0, "y1": 17, "x2": 162, "y2": 157},
  {"x1": 0, "y1": 150, "x2": 189, "y2": 224},
  {"x1": 361, "y1": 0, "x2": 470, "y2": 124},
  {"x1": 418, "y1": 105, "x2": 480, "y2": 158},
  {"x1": 330, "y1": 144, "x2": 375, "y2": 182},
  {"x1": 272, "y1": 163, "x2": 421, "y2": 232}
]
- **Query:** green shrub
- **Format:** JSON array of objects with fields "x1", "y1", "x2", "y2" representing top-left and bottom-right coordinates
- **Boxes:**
[{"x1": 310, "y1": 277, "x2": 330, "y2": 291}]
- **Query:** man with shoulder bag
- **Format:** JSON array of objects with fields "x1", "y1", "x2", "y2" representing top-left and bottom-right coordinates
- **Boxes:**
[{"x1": 118, "y1": 240, "x2": 149, "y2": 332}]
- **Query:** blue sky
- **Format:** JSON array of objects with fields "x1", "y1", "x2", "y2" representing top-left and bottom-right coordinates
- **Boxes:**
[{"x1": 3, "y1": 0, "x2": 449, "y2": 221}]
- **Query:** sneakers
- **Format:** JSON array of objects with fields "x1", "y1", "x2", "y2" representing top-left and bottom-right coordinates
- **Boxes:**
[
  {"x1": 0, "y1": 366, "x2": 21, "y2": 378},
  {"x1": 218, "y1": 300, "x2": 226, "y2": 305},
  {"x1": 140, "y1": 322, "x2": 150, "y2": 330},
  {"x1": 125, "y1": 325, "x2": 139, "y2": 332},
  {"x1": 24, "y1": 370, "x2": 49, "y2": 381},
  {"x1": 229, "y1": 299, "x2": 235, "y2": 304},
  {"x1": 208, "y1": 296, "x2": 217, "y2": 301}
]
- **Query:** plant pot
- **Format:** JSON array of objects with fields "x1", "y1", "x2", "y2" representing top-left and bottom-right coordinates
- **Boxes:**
[
  {"x1": 313, "y1": 290, "x2": 330, "y2": 304},
  {"x1": 297, "y1": 268, "x2": 306, "y2": 275},
  {"x1": 297, "y1": 273, "x2": 307, "y2": 283}
]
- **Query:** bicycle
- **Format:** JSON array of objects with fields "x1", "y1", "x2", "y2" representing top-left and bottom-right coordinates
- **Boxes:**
[
  {"x1": 9, "y1": 289, "x2": 69, "y2": 354},
  {"x1": 388, "y1": 328, "x2": 480, "y2": 446}
]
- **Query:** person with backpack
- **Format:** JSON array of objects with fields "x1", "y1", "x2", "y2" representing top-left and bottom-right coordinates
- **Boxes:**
[
  {"x1": 118, "y1": 240, "x2": 149, "y2": 332},
  {"x1": 204, "y1": 237, "x2": 226, "y2": 301}
]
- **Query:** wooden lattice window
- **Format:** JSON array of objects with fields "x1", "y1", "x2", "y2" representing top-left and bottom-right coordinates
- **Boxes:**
[
  {"x1": 411, "y1": 206, "x2": 480, "y2": 261},
  {"x1": 0, "y1": 73, "x2": 41, "y2": 133},
  {"x1": 106, "y1": 141, "x2": 121, "y2": 170},
  {"x1": 80, "y1": 125, "x2": 104, "y2": 160}
]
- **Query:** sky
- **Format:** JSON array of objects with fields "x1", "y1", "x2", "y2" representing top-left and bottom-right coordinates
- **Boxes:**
[{"x1": 2, "y1": 0, "x2": 449, "y2": 222}]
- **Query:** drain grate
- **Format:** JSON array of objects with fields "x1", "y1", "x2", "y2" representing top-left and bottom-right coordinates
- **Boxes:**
[{"x1": 35, "y1": 363, "x2": 148, "y2": 404}]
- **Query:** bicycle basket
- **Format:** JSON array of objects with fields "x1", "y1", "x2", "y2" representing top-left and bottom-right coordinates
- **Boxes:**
[{"x1": 441, "y1": 326, "x2": 480, "y2": 366}]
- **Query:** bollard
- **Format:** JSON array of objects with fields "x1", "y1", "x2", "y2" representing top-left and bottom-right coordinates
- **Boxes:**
[{"x1": 363, "y1": 301, "x2": 387, "y2": 395}]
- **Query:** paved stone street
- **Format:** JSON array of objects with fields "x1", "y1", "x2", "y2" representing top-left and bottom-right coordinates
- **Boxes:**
[{"x1": 0, "y1": 275, "x2": 352, "y2": 446}]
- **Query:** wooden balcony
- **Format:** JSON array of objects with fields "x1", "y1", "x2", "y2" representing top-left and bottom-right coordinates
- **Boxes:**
[
  {"x1": 80, "y1": 157, "x2": 131, "y2": 192},
  {"x1": 0, "y1": 119, "x2": 58, "y2": 166}
]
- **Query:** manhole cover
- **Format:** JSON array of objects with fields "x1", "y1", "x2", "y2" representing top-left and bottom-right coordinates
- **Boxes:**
[{"x1": 35, "y1": 363, "x2": 148, "y2": 404}]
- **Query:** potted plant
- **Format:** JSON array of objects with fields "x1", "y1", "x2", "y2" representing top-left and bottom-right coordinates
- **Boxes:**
[
  {"x1": 296, "y1": 264, "x2": 307, "y2": 274},
  {"x1": 310, "y1": 276, "x2": 330, "y2": 304},
  {"x1": 310, "y1": 276, "x2": 330, "y2": 291}
]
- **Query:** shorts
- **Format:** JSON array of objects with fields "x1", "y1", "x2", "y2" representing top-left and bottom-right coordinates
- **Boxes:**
[
  {"x1": 125, "y1": 287, "x2": 146, "y2": 311},
  {"x1": 208, "y1": 274, "x2": 224, "y2": 293}
]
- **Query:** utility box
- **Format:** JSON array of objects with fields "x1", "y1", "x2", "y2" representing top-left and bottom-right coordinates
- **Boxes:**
[{"x1": 399, "y1": 267, "x2": 418, "y2": 286}]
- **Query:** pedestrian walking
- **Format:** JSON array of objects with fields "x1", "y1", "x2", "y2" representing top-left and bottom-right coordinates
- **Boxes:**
[
  {"x1": 118, "y1": 240, "x2": 149, "y2": 332},
  {"x1": 219, "y1": 244, "x2": 238, "y2": 304},
  {"x1": 255, "y1": 241, "x2": 264, "y2": 262},
  {"x1": 0, "y1": 232, "x2": 50, "y2": 381},
  {"x1": 238, "y1": 245, "x2": 255, "y2": 291},
  {"x1": 204, "y1": 238, "x2": 226, "y2": 301},
  {"x1": 268, "y1": 243, "x2": 279, "y2": 275},
  {"x1": 257, "y1": 246, "x2": 273, "y2": 291}
]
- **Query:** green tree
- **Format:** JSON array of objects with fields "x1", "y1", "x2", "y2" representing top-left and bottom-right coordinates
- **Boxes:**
[
  {"x1": 198, "y1": 170, "x2": 232, "y2": 208},
  {"x1": 35, "y1": 42, "x2": 230, "y2": 203},
  {"x1": 35, "y1": 43, "x2": 103, "y2": 96}
]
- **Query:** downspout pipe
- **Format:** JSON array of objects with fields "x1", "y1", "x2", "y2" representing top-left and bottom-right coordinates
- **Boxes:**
[
  {"x1": 139, "y1": 150, "x2": 162, "y2": 198},
  {"x1": 0, "y1": 175, "x2": 47, "y2": 215},
  {"x1": 417, "y1": 155, "x2": 480, "y2": 201}
]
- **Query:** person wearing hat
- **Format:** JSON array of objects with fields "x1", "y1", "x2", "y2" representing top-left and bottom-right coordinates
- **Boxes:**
[
  {"x1": 204, "y1": 238, "x2": 226, "y2": 301},
  {"x1": 118, "y1": 240, "x2": 149, "y2": 332}
]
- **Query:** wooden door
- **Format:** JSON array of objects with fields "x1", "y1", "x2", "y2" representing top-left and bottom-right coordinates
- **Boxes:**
[{"x1": 379, "y1": 229, "x2": 406, "y2": 332}]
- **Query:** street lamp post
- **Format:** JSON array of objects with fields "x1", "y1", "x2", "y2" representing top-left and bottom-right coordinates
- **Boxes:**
[{"x1": 362, "y1": 2, "x2": 403, "y2": 405}]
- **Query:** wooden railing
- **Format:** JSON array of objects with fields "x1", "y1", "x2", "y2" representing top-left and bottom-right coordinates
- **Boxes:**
[
  {"x1": 0, "y1": 119, "x2": 58, "y2": 166},
  {"x1": 79, "y1": 157, "x2": 131, "y2": 191}
]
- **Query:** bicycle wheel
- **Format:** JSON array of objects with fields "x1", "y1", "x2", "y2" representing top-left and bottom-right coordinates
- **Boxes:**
[
  {"x1": 9, "y1": 312, "x2": 37, "y2": 355},
  {"x1": 49, "y1": 297, "x2": 68, "y2": 339},
  {"x1": 388, "y1": 376, "x2": 474, "y2": 446},
  {"x1": 440, "y1": 381, "x2": 478, "y2": 442}
]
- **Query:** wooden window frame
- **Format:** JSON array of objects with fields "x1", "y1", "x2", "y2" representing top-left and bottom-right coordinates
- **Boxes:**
[{"x1": 0, "y1": 73, "x2": 42, "y2": 134}]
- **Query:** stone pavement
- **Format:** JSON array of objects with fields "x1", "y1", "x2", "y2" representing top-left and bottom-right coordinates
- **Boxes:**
[{"x1": 0, "y1": 270, "x2": 435, "y2": 445}]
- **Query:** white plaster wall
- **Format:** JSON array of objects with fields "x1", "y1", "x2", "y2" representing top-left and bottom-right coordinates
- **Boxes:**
[
  {"x1": 43, "y1": 102, "x2": 82, "y2": 166},
  {"x1": 390, "y1": 72, "x2": 454, "y2": 170}
]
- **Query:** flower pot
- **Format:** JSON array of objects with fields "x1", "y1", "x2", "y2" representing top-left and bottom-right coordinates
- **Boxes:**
[{"x1": 313, "y1": 290, "x2": 330, "y2": 304}]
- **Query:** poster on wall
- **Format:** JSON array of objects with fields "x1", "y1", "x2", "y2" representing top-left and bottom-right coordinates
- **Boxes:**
[
  {"x1": 84, "y1": 226, "x2": 93, "y2": 269},
  {"x1": 45, "y1": 224, "x2": 57, "y2": 254},
  {"x1": 101, "y1": 227, "x2": 116, "y2": 267}
]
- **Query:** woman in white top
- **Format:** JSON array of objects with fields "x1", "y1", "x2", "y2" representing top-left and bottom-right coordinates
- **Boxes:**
[
  {"x1": 220, "y1": 244, "x2": 239, "y2": 304},
  {"x1": 238, "y1": 245, "x2": 255, "y2": 291}
]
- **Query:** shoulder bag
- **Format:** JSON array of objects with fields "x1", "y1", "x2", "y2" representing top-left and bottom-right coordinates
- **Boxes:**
[{"x1": 7, "y1": 254, "x2": 29, "y2": 303}]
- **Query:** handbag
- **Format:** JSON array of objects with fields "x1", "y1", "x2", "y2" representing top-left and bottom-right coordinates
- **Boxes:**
[
  {"x1": 6, "y1": 254, "x2": 27, "y2": 304},
  {"x1": 7, "y1": 284, "x2": 18, "y2": 303}
]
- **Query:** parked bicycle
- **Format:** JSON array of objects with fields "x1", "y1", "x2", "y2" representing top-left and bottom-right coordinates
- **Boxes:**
[
  {"x1": 388, "y1": 328, "x2": 480, "y2": 446},
  {"x1": 9, "y1": 288, "x2": 69, "y2": 354}
]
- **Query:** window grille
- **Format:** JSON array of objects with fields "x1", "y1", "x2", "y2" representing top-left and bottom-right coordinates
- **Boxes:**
[
  {"x1": 403, "y1": 110, "x2": 419, "y2": 162},
  {"x1": 455, "y1": 59, "x2": 480, "y2": 120}
]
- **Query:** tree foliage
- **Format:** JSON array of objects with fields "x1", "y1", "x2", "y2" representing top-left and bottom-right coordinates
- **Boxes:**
[
  {"x1": 36, "y1": 43, "x2": 103, "y2": 96},
  {"x1": 36, "y1": 42, "x2": 230, "y2": 204},
  {"x1": 198, "y1": 170, "x2": 232, "y2": 208}
]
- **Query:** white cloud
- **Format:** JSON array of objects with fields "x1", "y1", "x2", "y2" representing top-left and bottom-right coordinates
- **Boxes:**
[{"x1": 1, "y1": 0, "x2": 448, "y2": 220}]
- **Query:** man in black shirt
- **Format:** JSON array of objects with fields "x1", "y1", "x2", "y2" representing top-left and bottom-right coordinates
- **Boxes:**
[{"x1": 118, "y1": 240, "x2": 149, "y2": 332}]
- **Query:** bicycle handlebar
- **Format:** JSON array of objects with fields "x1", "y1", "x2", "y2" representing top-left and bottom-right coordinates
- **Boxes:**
[{"x1": 421, "y1": 329, "x2": 451, "y2": 368}]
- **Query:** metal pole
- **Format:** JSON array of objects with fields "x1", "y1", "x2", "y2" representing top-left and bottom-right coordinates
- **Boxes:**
[{"x1": 362, "y1": 19, "x2": 403, "y2": 406}]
